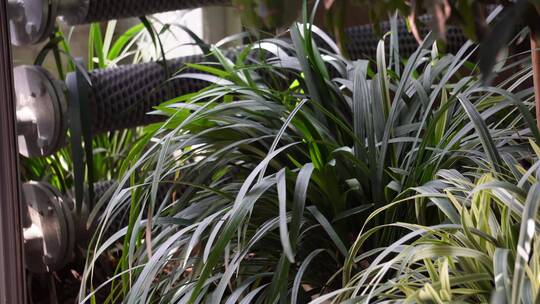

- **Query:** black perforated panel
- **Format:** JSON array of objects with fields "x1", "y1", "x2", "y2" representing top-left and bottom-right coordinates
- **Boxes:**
[
  {"x1": 81, "y1": 0, "x2": 230, "y2": 24},
  {"x1": 89, "y1": 54, "x2": 210, "y2": 133},
  {"x1": 92, "y1": 180, "x2": 117, "y2": 201},
  {"x1": 345, "y1": 15, "x2": 467, "y2": 59}
]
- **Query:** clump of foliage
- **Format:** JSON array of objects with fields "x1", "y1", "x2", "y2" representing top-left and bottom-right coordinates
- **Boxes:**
[
  {"x1": 79, "y1": 9, "x2": 538, "y2": 303},
  {"x1": 336, "y1": 147, "x2": 540, "y2": 302},
  {"x1": 24, "y1": 20, "x2": 166, "y2": 302}
]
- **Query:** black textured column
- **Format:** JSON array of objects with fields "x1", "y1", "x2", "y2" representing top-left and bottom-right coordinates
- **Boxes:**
[
  {"x1": 76, "y1": 0, "x2": 230, "y2": 24},
  {"x1": 85, "y1": 19, "x2": 467, "y2": 134},
  {"x1": 345, "y1": 15, "x2": 467, "y2": 59},
  {"x1": 88, "y1": 54, "x2": 214, "y2": 133}
]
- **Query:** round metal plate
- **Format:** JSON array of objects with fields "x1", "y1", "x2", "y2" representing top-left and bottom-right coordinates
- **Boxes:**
[
  {"x1": 51, "y1": 185, "x2": 76, "y2": 264},
  {"x1": 22, "y1": 182, "x2": 73, "y2": 273},
  {"x1": 14, "y1": 65, "x2": 67, "y2": 158},
  {"x1": 66, "y1": 190, "x2": 92, "y2": 246},
  {"x1": 9, "y1": 0, "x2": 56, "y2": 46}
]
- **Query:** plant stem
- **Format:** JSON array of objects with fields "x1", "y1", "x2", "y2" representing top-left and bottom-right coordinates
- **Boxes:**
[{"x1": 532, "y1": 30, "x2": 540, "y2": 131}]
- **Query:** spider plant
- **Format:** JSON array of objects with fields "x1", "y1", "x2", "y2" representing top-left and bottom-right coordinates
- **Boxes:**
[
  {"x1": 80, "y1": 13, "x2": 536, "y2": 303},
  {"x1": 335, "y1": 141, "x2": 540, "y2": 303}
]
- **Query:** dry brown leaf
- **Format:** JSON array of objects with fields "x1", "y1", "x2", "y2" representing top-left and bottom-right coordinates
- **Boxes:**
[
  {"x1": 428, "y1": 0, "x2": 451, "y2": 41},
  {"x1": 408, "y1": 0, "x2": 423, "y2": 45}
]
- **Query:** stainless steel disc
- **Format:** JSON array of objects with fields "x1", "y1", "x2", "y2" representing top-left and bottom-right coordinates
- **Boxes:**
[
  {"x1": 22, "y1": 182, "x2": 74, "y2": 273},
  {"x1": 14, "y1": 65, "x2": 67, "y2": 158},
  {"x1": 8, "y1": 0, "x2": 57, "y2": 46}
]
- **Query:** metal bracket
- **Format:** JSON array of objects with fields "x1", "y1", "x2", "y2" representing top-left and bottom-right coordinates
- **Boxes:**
[
  {"x1": 20, "y1": 180, "x2": 119, "y2": 274},
  {"x1": 13, "y1": 65, "x2": 67, "y2": 158},
  {"x1": 22, "y1": 182, "x2": 75, "y2": 274},
  {"x1": 8, "y1": 0, "x2": 56, "y2": 46}
]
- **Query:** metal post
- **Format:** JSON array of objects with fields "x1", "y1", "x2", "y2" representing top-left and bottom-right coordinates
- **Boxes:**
[{"x1": 0, "y1": 0, "x2": 26, "y2": 302}]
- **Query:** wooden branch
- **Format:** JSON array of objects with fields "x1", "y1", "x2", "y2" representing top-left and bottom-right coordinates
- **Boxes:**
[{"x1": 531, "y1": 23, "x2": 540, "y2": 131}]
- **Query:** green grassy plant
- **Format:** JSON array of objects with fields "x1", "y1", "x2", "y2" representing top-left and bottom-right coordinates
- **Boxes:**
[
  {"x1": 79, "y1": 12, "x2": 537, "y2": 303},
  {"x1": 336, "y1": 142, "x2": 540, "y2": 303}
]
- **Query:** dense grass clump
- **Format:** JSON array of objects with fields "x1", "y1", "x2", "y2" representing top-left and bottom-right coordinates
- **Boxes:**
[{"x1": 79, "y1": 18, "x2": 538, "y2": 304}]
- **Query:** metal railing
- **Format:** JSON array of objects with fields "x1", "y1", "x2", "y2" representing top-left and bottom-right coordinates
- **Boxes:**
[{"x1": 0, "y1": 0, "x2": 26, "y2": 303}]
